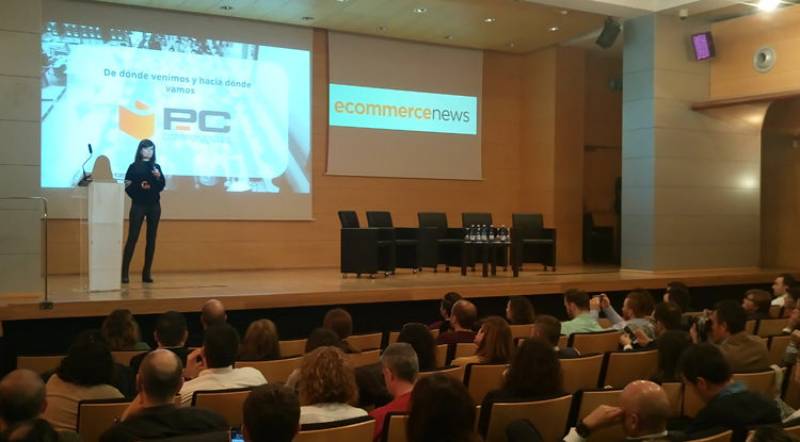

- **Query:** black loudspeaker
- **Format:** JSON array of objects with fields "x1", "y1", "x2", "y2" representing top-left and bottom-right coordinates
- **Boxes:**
[{"x1": 595, "y1": 17, "x2": 621, "y2": 49}]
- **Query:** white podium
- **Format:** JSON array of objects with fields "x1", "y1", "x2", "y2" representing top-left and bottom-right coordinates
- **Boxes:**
[{"x1": 87, "y1": 181, "x2": 124, "y2": 291}]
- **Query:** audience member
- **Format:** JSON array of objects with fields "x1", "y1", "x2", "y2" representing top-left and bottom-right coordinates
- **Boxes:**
[
  {"x1": 679, "y1": 344, "x2": 780, "y2": 440},
  {"x1": 702, "y1": 300, "x2": 770, "y2": 372},
  {"x1": 742, "y1": 289, "x2": 772, "y2": 321},
  {"x1": 565, "y1": 380, "x2": 673, "y2": 442},
  {"x1": 101, "y1": 309, "x2": 150, "y2": 351},
  {"x1": 130, "y1": 311, "x2": 190, "y2": 375},
  {"x1": 369, "y1": 343, "x2": 418, "y2": 442},
  {"x1": 532, "y1": 315, "x2": 580, "y2": 358},
  {"x1": 286, "y1": 328, "x2": 344, "y2": 391},
  {"x1": 239, "y1": 319, "x2": 281, "y2": 361},
  {"x1": 479, "y1": 338, "x2": 563, "y2": 437},
  {"x1": 781, "y1": 305, "x2": 800, "y2": 365},
  {"x1": 42, "y1": 332, "x2": 124, "y2": 432},
  {"x1": 0, "y1": 370, "x2": 46, "y2": 433},
  {"x1": 506, "y1": 296, "x2": 535, "y2": 325},
  {"x1": 592, "y1": 290, "x2": 656, "y2": 340},
  {"x1": 436, "y1": 300, "x2": 478, "y2": 345},
  {"x1": 323, "y1": 308, "x2": 359, "y2": 353},
  {"x1": 772, "y1": 274, "x2": 797, "y2": 307},
  {"x1": 201, "y1": 299, "x2": 227, "y2": 328},
  {"x1": 561, "y1": 289, "x2": 603, "y2": 336},
  {"x1": 452, "y1": 316, "x2": 514, "y2": 366},
  {"x1": 429, "y1": 292, "x2": 463, "y2": 334},
  {"x1": 397, "y1": 323, "x2": 437, "y2": 371},
  {"x1": 623, "y1": 302, "x2": 683, "y2": 350},
  {"x1": 664, "y1": 281, "x2": 692, "y2": 313},
  {"x1": 652, "y1": 330, "x2": 692, "y2": 383},
  {"x1": 179, "y1": 324, "x2": 266, "y2": 406},
  {"x1": 4, "y1": 419, "x2": 60, "y2": 442},
  {"x1": 100, "y1": 350, "x2": 227, "y2": 442},
  {"x1": 242, "y1": 384, "x2": 300, "y2": 442},
  {"x1": 406, "y1": 374, "x2": 480, "y2": 442},
  {"x1": 298, "y1": 346, "x2": 366, "y2": 424}
]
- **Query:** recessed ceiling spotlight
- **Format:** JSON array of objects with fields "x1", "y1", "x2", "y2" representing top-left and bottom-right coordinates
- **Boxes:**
[
  {"x1": 377, "y1": 26, "x2": 387, "y2": 31},
  {"x1": 548, "y1": 25, "x2": 560, "y2": 32},
  {"x1": 484, "y1": 17, "x2": 496, "y2": 23},
  {"x1": 757, "y1": 0, "x2": 781, "y2": 11},
  {"x1": 414, "y1": 7, "x2": 427, "y2": 13},
  {"x1": 220, "y1": 5, "x2": 233, "y2": 11},
  {"x1": 560, "y1": 9, "x2": 569, "y2": 15},
  {"x1": 301, "y1": 16, "x2": 315, "y2": 21},
  {"x1": 444, "y1": 35, "x2": 453, "y2": 40},
  {"x1": 508, "y1": 42, "x2": 515, "y2": 48},
  {"x1": 336, "y1": 0, "x2": 349, "y2": 2}
]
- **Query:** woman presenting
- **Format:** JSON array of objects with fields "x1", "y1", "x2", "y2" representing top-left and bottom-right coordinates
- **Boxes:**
[{"x1": 121, "y1": 139, "x2": 165, "y2": 283}]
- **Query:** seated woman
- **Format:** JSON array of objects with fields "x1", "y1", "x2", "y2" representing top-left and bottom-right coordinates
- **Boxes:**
[
  {"x1": 652, "y1": 329, "x2": 692, "y2": 383},
  {"x1": 101, "y1": 309, "x2": 150, "y2": 351},
  {"x1": 43, "y1": 331, "x2": 125, "y2": 432},
  {"x1": 286, "y1": 328, "x2": 343, "y2": 391},
  {"x1": 398, "y1": 323, "x2": 437, "y2": 371},
  {"x1": 407, "y1": 374, "x2": 480, "y2": 442},
  {"x1": 478, "y1": 337, "x2": 563, "y2": 437},
  {"x1": 506, "y1": 296, "x2": 535, "y2": 325},
  {"x1": 238, "y1": 319, "x2": 281, "y2": 361},
  {"x1": 452, "y1": 316, "x2": 514, "y2": 366},
  {"x1": 298, "y1": 346, "x2": 367, "y2": 424},
  {"x1": 323, "y1": 308, "x2": 360, "y2": 353}
]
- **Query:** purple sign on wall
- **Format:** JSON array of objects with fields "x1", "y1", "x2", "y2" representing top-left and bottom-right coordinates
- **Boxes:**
[{"x1": 692, "y1": 32, "x2": 716, "y2": 61}]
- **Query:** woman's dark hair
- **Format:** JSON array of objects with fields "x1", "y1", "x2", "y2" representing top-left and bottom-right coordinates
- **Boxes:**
[
  {"x1": 101, "y1": 309, "x2": 142, "y2": 351},
  {"x1": 655, "y1": 330, "x2": 692, "y2": 382},
  {"x1": 239, "y1": 319, "x2": 281, "y2": 361},
  {"x1": 507, "y1": 296, "x2": 535, "y2": 325},
  {"x1": 56, "y1": 330, "x2": 115, "y2": 387},
  {"x1": 666, "y1": 281, "x2": 691, "y2": 312},
  {"x1": 397, "y1": 323, "x2": 436, "y2": 371},
  {"x1": 407, "y1": 374, "x2": 479, "y2": 442},
  {"x1": 305, "y1": 328, "x2": 342, "y2": 353},
  {"x1": 503, "y1": 337, "x2": 562, "y2": 397},
  {"x1": 134, "y1": 139, "x2": 156, "y2": 163},
  {"x1": 441, "y1": 292, "x2": 463, "y2": 318}
]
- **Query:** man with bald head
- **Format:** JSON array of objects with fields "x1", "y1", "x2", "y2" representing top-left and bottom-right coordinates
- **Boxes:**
[
  {"x1": 436, "y1": 299, "x2": 478, "y2": 346},
  {"x1": 100, "y1": 349, "x2": 227, "y2": 442},
  {"x1": 0, "y1": 369, "x2": 46, "y2": 433},
  {"x1": 565, "y1": 380, "x2": 674, "y2": 441},
  {"x1": 189, "y1": 299, "x2": 228, "y2": 347}
]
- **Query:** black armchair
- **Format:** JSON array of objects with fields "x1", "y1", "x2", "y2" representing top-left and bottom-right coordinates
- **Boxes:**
[
  {"x1": 417, "y1": 212, "x2": 464, "y2": 272},
  {"x1": 366, "y1": 211, "x2": 419, "y2": 271},
  {"x1": 511, "y1": 213, "x2": 556, "y2": 274},
  {"x1": 337, "y1": 211, "x2": 396, "y2": 277},
  {"x1": 583, "y1": 213, "x2": 614, "y2": 264}
]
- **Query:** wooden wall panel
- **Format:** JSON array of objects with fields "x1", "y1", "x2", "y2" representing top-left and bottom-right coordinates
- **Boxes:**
[{"x1": 585, "y1": 54, "x2": 623, "y2": 148}]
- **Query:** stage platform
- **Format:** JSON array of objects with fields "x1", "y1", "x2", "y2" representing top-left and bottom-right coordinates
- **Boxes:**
[{"x1": 0, "y1": 265, "x2": 786, "y2": 321}]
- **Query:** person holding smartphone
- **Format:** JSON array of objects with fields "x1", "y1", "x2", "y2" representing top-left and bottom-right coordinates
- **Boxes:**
[{"x1": 121, "y1": 139, "x2": 165, "y2": 284}]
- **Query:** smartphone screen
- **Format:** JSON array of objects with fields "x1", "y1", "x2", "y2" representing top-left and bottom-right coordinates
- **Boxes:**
[{"x1": 230, "y1": 428, "x2": 244, "y2": 442}]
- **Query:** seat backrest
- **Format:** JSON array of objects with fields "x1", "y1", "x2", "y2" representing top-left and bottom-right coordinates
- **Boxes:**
[
  {"x1": 757, "y1": 318, "x2": 787, "y2": 337},
  {"x1": 435, "y1": 344, "x2": 448, "y2": 368},
  {"x1": 346, "y1": 333, "x2": 383, "y2": 351},
  {"x1": 569, "y1": 331, "x2": 621, "y2": 354},
  {"x1": 731, "y1": 370, "x2": 775, "y2": 396},
  {"x1": 602, "y1": 349, "x2": 659, "y2": 389},
  {"x1": 511, "y1": 213, "x2": 544, "y2": 235},
  {"x1": 685, "y1": 430, "x2": 732, "y2": 442},
  {"x1": 192, "y1": 387, "x2": 252, "y2": 427},
  {"x1": 769, "y1": 305, "x2": 783, "y2": 318},
  {"x1": 338, "y1": 211, "x2": 360, "y2": 228},
  {"x1": 366, "y1": 211, "x2": 393, "y2": 228},
  {"x1": 785, "y1": 424, "x2": 800, "y2": 438},
  {"x1": 683, "y1": 382, "x2": 705, "y2": 418},
  {"x1": 235, "y1": 356, "x2": 303, "y2": 384},
  {"x1": 418, "y1": 365, "x2": 466, "y2": 383},
  {"x1": 577, "y1": 390, "x2": 625, "y2": 442},
  {"x1": 560, "y1": 354, "x2": 604, "y2": 393},
  {"x1": 278, "y1": 339, "x2": 307, "y2": 358},
  {"x1": 462, "y1": 212, "x2": 492, "y2": 227},
  {"x1": 454, "y1": 342, "x2": 478, "y2": 359},
  {"x1": 485, "y1": 395, "x2": 573, "y2": 442},
  {"x1": 111, "y1": 350, "x2": 146, "y2": 366},
  {"x1": 295, "y1": 417, "x2": 375, "y2": 442},
  {"x1": 384, "y1": 413, "x2": 408, "y2": 442},
  {"x1": 661, "y1": 382, "x2": 684, "y2": 418},
  {"x1": 347, "y1": 349, "x2": 382, "y2": 368},
  {"x1": 465, "y1": 363, "x2": 509, "y2": 404},
  {"x1": 769, "y1": 335, "x2": 792, "y2": 366},
  {"x1": 509, "y1": 324, "x2": 534, "y2": 339},
  {"x1": 745, "y1": 320, "x2": 757, "y2": 335},
  {"x1": 150, "y1": 431, "x2": 229, "y2": 442},
  {"x1": 77, "y1": 399, "x2": 131, "y2": 442},
  {"x1": 558, "y1": 335, "x2": 568, "y2": 349},
  {"x1": 16, "y1": 355, "x2": 64, "y2": 374},
  {"x1": 418, "y1": 212, "x2": 448, "y2": 229}
]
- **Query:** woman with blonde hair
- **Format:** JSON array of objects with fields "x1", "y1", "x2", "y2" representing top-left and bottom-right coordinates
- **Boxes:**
[
  {"x1": 101, "y1": 309, "x2": 150, "y2": 351},
  {"x1": 298, "y1": 346, "x2": 367, "y2": 424},
  {"x1": 239, "y1": 319, "x2": 281, "y2": 361},
  {"x1": 452, "y1": 316, "x2": 514, "y2": 366}
]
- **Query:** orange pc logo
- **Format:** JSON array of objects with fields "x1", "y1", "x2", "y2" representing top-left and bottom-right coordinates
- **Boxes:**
[{"x1": 119, "y1": 100, "x2": 155, "y2": 139}]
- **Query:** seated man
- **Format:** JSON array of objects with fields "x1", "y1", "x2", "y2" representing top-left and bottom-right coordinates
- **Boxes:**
[
  {"x1": 772, "y1": 273, "x2": 797, "y2": 307},
  {"x1": 560, "y1": 289, "x2": 603, "y2": 336},
  {"x1": 242, "y1": 384, "x2": 300, "y2": 442},
  {"x1": 704, "y1": 300, "x2": 769, "y2": 372},
  {"x1": 593, "y1": 290, "x2": 656, "y2": 340},
  {"x1": 130, "y1": 311, "x2": 190, "y2": 374},
  {"x1": 436, "y1": 299, "x2": 478, "y2": 345},
  {"x1": 742, "y1": 289, "x2": 772, "y2": 321},
  {"x1": 564, "y1": 380, "x2": 674, "y2": 441},
  {"x1": 429, "y1": 292, "x2": 462, "y2": 334},
  {"x1": 532, "y1": 315, "x2": 580, "y2": 358},
  {"x1": 188, "y1": 299, "x2": 228, "y2": 347},
  {"x1": 623, "y1": 302, "x2": 683, "y2": 350},
  {"x1": 179, "y1": 324, "x2": 267, "y2": 406},
  {"x1": 100, "y1": 349, "x2": 228, "y2": 442},
  {"x1": 369, "y1": 343, "x2": 417, "y2": 442},
  {"x1": 679, "y1": 344, "x2": 780, "y2": 440},
  {"x1": 0, "y1": 369, "x2": 46, "y2": 434}
]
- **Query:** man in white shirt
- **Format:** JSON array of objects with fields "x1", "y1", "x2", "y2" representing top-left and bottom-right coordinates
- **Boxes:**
[
  {"x1": 179, "y1": 324, "x2": 266, "y2": 406},
  {"x1": 771, "y1": 273, "x2": 797, "y2": 307}
]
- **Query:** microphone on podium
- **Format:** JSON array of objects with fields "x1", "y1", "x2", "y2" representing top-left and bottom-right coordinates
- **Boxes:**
[{"x1": 78, "y1": 143, "x2": 93, "y2": 187}]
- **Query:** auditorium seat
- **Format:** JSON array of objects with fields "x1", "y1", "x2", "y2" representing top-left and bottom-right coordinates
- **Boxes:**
[
  {"x1": 295, "y1": 416, "x2": 375, "y2": 442},
  {"x1": 769, "y1": 305, "x2": 783, "y2": 318},
  {"x1": 568, "y1": 330, "x2": 621, "y2": 354},
  {"x1": 16, "y1": 355, "x2": 64, "y2": 374},
  {"x1": 756, "y1": 318, "x2": 787, "y2": 337},
  {"x1": 279, "y1": 339, "x2": 307, "y2": 358},
  {"x1": 661, "y1": 382, "x2": 684, "y2": 418},
  {"x1": 235, "y1": 356, "x2": 303, "y2": 384},
  {"x1": 388, "y1": 329, "x2": 439, "y2": 345},
  {"x1": 192, "y1": 387, "x2": 252, "y2": 427},
  {"x1": 346, "y1": 332, "x2": 383, "y2": 351},
  {"x1": 435, "y1": 344, "x2": 447, "y2": 368},
  {"x1": 346, "y1": 349, "x2": 381, "y2": 368},
  {"x1": 785, "y1": 424, "x2": 800, "y2": 438},
  {"x1": 745, "y1": 320, "x2": 757, "y2": 335},
  {"x1": 601, "y1": 349, "x2": 658, "y2": 389},
  {"x1": 483, "y1": 394, "x2": 572, "y2": 442},
  {"x1": 683, "y1": 382, "x2": 705, "y2": 418},
  {"x1": 366, "y1": 211, "x2": 419, "y2": 271},
  {"x1": 768, "y1": 335, "x2": 791, "y2": 366},
  {"x1": 508, "y1": 324, "x2": 534, "y2": 339},
  {"x1": 454, "y1": 342, "x2": 478, "y2": 359},
  {"x1": 731, "y1": 370, "x2": 776, "y2": 396},
  {"x1": 338, "y1": 210, "x2": 396, "y2": 277},
  {"x1": 76, "y1": 398, "x2": 130, "y2": 442},
  {"x1": 382, "y1": 413, "x2": 408, "y2": 442},
  {"x1": 576, "y1": 389, "x2": 625, "y2": 442},
  {"x1": 417, "y1": 365, "x2": 466, "y2": 383},
  {"x1": 511, "y1": 213, "x2": 556, "y2": 273},
  {"x1": 685, "y1": 430, "x2": 732, "y2": 442},
  {"x1": 417, "y1": 212, "x2": 464, "y2": 272},
  {"x1": 464, "y1": 363, "x2": 509, "y2": 404},
  {"x1": 560, "y1": 354, "x2": 604, "y2": 393}
]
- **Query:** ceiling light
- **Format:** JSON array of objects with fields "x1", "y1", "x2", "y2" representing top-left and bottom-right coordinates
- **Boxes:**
[
  {"x1": 301, "y1": 16, "x2": 314, "y2": 21},
  {"x1": 377, "y1": 26, "x2": 387, "y2": 31},
  {"x1": 560, "y1": 9, "x2": 569, "y2": 15},
  {"x1": 757, "y1": 0, "x2": 781, "y2": 11},
  {"x1": 483, "y1": 17, "x2": 496, "y2": 23},
  {"x1": 414, "y1": 7, "x2": 427, "y2": 13},
  {"x1": 336, "y1": 0, "x2": 349, "y2": 2},
  {"x1": 508, "y1": 42, "x2": 515, "y2": 48},
  {"x1": 444, "y1": 35, "x2": 453, "y2": 40},
  {"x1": 548, "y1": 25, "x2": 560, "y2": 32},
  {"x1": 219, "y1": 5, "x2": 233, "y2": 11}
]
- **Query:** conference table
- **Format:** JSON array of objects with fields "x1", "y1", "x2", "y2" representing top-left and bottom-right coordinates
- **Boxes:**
[{"x1": 460, "y1": 240, "x2": 511, "y2": 277}]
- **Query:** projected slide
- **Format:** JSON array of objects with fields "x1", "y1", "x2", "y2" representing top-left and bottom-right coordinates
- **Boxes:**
[
  {"x1": 329, "y1": 84, "x2": 477, "y2": 135},
  {"x1": 41, "y1": 22, "x2": 311, "y2": 195}
]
